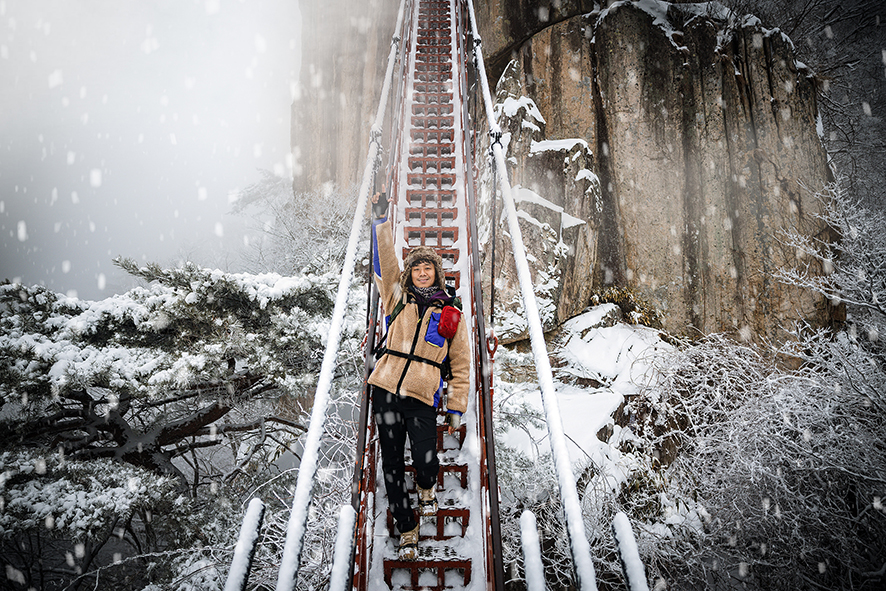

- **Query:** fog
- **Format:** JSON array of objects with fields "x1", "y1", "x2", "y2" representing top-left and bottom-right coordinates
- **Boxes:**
[{"x1": 0, "y1": 0, "x2": 301, "y2": 300}]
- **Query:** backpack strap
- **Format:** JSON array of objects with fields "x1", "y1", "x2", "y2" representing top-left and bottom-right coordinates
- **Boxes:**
[
  {"x1": 373, "y1": 287, "x2": 458, "y2": 369},
  {"x1": 373, "y1": 347, "x2": 447, "y2": 372},
  {"x1": 372, "y1": 296, "x2": 406, "y2": 357},
  {"x1": 445, "y1": 284, "x2": 463, "y2": 311}
]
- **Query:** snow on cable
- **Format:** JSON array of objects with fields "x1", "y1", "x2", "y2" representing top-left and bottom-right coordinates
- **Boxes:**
[
  {"x1": 224, "y1": 498, "x2": 265, "y2": 591},
  {"x1": 327, "y1": 505, "x2": 358, "y2": 591},
  {"x1": 274, "y1": 1, "x2": 407, "y2": 588},
  {"x1": 521, "y1": 510, "x2": 546, "y2": 591},
  {"x1": 612, "y1": 512, "x2": 650, "y2": 591},
  {"x1": 466, "y1": 1, "x2": 598, "y2": 589}
]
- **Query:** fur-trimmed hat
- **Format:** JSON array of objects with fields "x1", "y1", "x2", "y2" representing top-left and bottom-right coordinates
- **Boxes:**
[{"x1": 400, "y1": 246, "x2": 446, "y2": 292}]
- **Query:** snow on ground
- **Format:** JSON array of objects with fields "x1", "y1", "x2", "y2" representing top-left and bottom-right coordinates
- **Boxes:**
[
  {"x1": 496, "y1": 303, "x2": 671, "y2": 484},
  {"x1": 556, "y1": 305, "x2": 668, "y2": 396}
]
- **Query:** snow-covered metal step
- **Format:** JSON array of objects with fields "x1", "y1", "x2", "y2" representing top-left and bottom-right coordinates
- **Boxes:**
[
  {"x1": 382, "y1": 537, "x2": 472, "y2": 590},
  {"x1": 386, "y1": 504, "x2": 471, "y2": 541}
]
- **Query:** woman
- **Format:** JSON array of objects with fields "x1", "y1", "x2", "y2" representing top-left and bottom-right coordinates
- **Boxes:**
[{"x1": 369, "y1": 194, "x2": 469, "y2": 560}]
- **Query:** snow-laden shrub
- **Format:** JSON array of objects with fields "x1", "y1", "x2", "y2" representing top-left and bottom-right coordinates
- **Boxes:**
[
  {"x1": 631, "y1": 333, "x2": 886, "y2": 590},
  {"x1": 777, "y1": 182, "x2": 885, "y2": 414},
  {"x1": 589, "y1": 286, "x2": 664, "y2": 330}
]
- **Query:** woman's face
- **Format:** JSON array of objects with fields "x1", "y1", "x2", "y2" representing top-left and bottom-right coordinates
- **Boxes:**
[{"x1": 410, "y1": 261, "x2": 436, "y2": 288}]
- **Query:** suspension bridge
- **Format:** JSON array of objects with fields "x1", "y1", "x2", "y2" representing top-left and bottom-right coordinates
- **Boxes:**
[{"x1": 225, "y1": 1, "x2": 649, "y2": 590}]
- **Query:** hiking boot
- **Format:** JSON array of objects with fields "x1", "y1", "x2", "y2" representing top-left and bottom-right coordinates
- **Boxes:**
[
  {"x1": 398, "y1": 524, "x2": 419, "y2": 560},
  {"x1": 418, "y1": 485, "x2": 438, "y2": 517}
]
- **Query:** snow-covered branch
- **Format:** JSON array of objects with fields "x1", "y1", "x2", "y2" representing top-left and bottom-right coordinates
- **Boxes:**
[{"x1": 630, "y1": 331, "x2": 886, "y2": 589}]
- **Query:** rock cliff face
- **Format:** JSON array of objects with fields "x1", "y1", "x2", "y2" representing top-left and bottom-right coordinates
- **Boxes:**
[
  {"x1": 472, "y1": 0, "x2": 596, "y2": 83},
  {"x1": 292, "y1": 0, "x2": 834, "y2": 342},
  {"x1": 476, "y1": 1, "x2": 833, "y2": 342},
  {"x1": 291, "y1": 0, "x2": 398, "y2": 193}
]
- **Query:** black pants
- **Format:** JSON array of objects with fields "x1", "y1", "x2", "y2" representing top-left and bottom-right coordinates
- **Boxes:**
[{"x1": 372, "y1": 387, "x2": 439, "y2": 534}]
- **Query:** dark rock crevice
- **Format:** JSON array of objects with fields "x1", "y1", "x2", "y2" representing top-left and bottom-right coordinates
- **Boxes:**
[
  {"x1": 589, "y1": 30, "x2": 622, "y2": 288},
  {"x1": 680, "y1": 55, "x2": 704, "y2": 333},
  {"x1": 477, "y1": 0, "x2": 598, "y2": 84},
  {"x1": 740, "y1": 30, "x2": 778, "y2": 336},
  {"x1": 720, "y1": 52, "x2": 752, "y2": 333}
]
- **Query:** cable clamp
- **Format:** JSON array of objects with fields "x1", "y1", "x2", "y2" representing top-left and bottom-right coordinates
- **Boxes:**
[
  {"x1": 489, "y1": 129, "x2": 502, "y2": 146},
  {"x1": 486, "y1": 332, "x2": 499, "y2": 358},
  {"x1": 370, "y1": 124, "x2": 383, "y2": 144}
]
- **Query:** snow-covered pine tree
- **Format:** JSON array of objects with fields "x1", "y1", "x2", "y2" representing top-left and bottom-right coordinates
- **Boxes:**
[{"x1": 0, "y1": 257, "x2": 359, "y2": 590}]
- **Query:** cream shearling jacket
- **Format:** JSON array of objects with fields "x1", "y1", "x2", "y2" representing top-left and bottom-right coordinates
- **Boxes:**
[{"x1": 367, "y1": 218, "x2": 470, "y2": 414}]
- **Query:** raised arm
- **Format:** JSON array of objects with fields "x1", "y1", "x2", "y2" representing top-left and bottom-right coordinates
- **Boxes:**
[{"x1": 371, "y1": 217, "x2": 402, "y2": 317}]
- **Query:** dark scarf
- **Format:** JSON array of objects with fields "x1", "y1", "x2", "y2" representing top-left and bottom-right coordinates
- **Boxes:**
[{"x1": 409, "y1": 285, "x2": 451, "y2": 316}]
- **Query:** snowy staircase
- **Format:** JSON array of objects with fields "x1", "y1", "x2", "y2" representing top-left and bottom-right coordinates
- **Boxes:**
[
  {"x1": 382, "y1": 421, "x2": 471, "y2": 590},
  {"x1": 375, "y1": 0, "x2": 482, "y2": 589},
  {"x1": 402, "y1": 0, "x2": 460, "y2": 290}
]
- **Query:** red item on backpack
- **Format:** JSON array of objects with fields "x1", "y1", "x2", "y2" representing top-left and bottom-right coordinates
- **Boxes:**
[{"x1": 438, "y1": 305, "x2": 461, "y2": 339}]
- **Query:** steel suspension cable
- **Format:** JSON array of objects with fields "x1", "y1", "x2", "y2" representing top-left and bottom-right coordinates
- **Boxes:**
[
  {"x1": 274, "y1": 1, "x2": 408, "y2": 589},
  {"x1": 463, "y1": 1, "x2": 598, "y2": 589},
  {"x1": 456, "y1": 3, "x2": 505, "y2": 587}
]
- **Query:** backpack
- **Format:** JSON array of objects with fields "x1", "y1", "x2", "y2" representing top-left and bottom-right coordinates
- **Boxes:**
[{"x1": 373, "y1": 285, "x2": 462, "y2": 364}]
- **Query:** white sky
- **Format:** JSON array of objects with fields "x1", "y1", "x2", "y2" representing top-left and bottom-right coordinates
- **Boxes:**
[{"x1": 0, "y1": 0, "x2": 301, "y2": 299}]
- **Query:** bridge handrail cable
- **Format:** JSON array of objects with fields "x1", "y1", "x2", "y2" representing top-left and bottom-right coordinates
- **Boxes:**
[
  {"x1": 462, "y1": 2, "x2": 599, "y2": 589},
  {"x1": 273, "y1": 1, "x2": 409, "y2": 588},
  {"x1": 454, "y1": 0, "x2": 506, "y2": 587}
]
